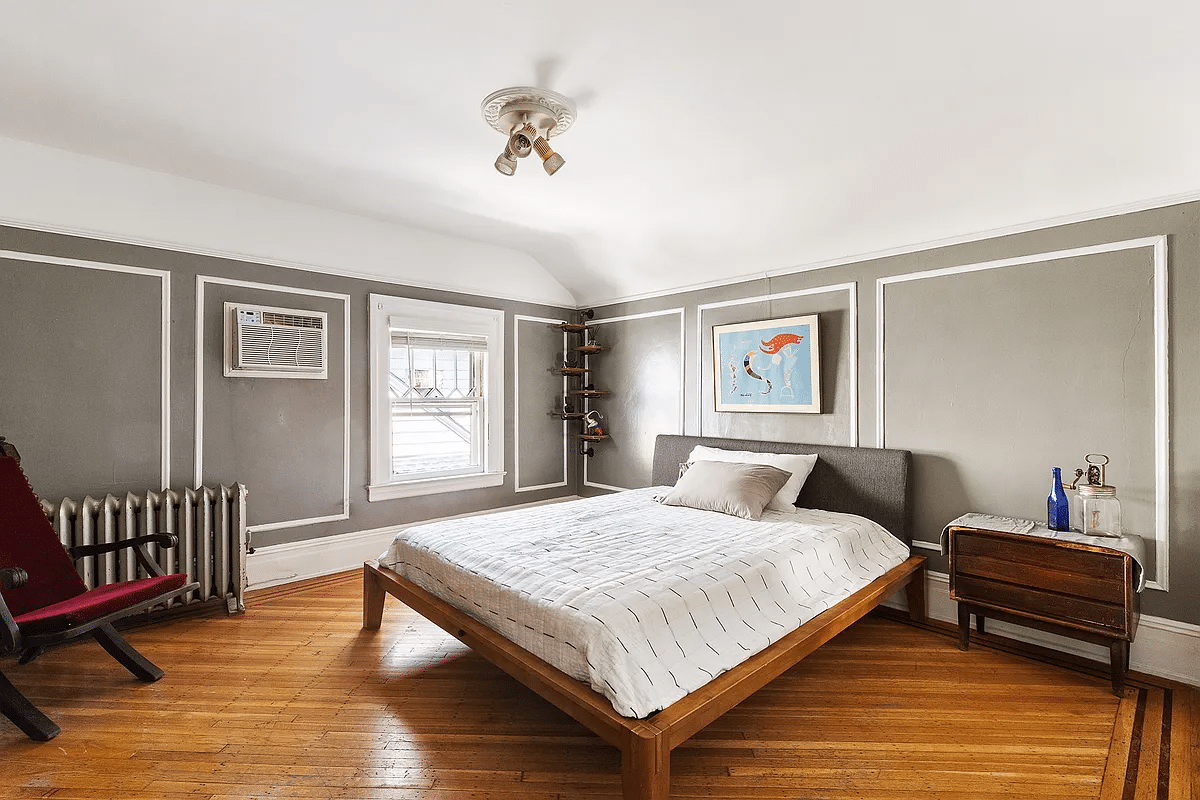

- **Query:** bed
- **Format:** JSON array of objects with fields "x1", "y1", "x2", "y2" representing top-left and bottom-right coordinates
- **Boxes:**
[{"x1": 362, "y1": 434, "x2": 927, "y2": 800}]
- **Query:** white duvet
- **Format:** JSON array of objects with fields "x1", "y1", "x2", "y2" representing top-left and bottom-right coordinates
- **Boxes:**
[{"x1": 378, "y1": 488, "x2": 909, "y2": 718}]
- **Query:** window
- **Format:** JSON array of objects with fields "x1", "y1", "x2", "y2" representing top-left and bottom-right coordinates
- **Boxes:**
[{"x1": 369, "y1": 295, "x2": 504, "y2": 500}]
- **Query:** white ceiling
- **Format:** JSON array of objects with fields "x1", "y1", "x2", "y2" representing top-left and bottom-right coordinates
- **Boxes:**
[{"x1": 2, "y1": 2, "x2": 1198, "y2": 306}]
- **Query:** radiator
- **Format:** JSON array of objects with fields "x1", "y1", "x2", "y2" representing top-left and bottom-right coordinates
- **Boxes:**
[{"x1": 39, "y1": 484, "x2": 250, "y2": 613}]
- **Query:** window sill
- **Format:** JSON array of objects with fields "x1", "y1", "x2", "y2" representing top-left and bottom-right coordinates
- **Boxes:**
[{"x1": 367, "y1": 471, "x2": 505, "y2": 502}]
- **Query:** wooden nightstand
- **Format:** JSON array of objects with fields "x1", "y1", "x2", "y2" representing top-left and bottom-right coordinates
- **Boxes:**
[{"x1": 947, "y1": 525, "x2": 1140, "y2": 695}]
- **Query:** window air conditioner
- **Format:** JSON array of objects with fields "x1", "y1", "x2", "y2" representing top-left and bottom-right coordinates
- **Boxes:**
[{"x1": 224, "y1": 303, "x2": 328, "y2": 379}]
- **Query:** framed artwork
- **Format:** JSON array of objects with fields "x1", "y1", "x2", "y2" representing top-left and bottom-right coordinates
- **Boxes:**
[{"x1": 712, "y1": 314, "x2": 821, "y2": 413}]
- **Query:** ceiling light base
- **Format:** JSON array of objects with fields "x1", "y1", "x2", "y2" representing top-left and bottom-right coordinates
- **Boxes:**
[{"x1": 482, "y1": 87, "x2": 576, "y2": 139}]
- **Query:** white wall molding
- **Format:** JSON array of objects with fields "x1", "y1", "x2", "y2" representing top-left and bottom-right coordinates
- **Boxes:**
[
  {"x1": 195, "y1": 275, "x2": 351, "y2": 531},
  {"x1": 885, "y1": 569, "x2": 1200, "y2": 689},
  {"x1": 697, "y1": 283, "x2": 858, "y2": 445},
  {"x1": 514, "y1": 314, "x2": 569, "y2": 493},
  {"x1": 0, "y1": 248, "x2": 172, "y2": 489},
  {"x1": 584, "y1": 308, "x2": 685, "y2": 491},
  {"x1": 247, "y1": 495, "x2": 582, "y2": 590},
  {"x1": 876, "y1": 236, "x2": 1170, "y2": 591}
]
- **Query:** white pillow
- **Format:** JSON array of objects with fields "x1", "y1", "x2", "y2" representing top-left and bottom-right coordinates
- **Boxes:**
[
  {"x1": 659, "y1": 460, "x2": 793, "y2": 520},
  {"x1": 686, "y1": 445, "x2": 818, "y2": 513}
]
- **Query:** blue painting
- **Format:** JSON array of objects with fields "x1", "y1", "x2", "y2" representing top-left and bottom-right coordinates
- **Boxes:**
[{"x1": 712, "y1": 314, "x2": 821, "y2": 413}]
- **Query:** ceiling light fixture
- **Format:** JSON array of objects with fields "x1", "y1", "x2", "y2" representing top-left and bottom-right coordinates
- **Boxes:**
[{"x1": 481, "y1": 86, "x2": 576, "y2": 177}]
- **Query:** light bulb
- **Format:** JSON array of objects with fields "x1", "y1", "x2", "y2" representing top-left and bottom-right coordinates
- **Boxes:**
[
  {"x1": 530, "y1": 131, "x2": 565, "y2": 175},
  {"x1": 494, "y1": 149, "x2": 517, "y2": 176}
]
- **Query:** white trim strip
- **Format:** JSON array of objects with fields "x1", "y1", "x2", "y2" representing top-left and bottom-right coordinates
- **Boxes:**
[
  {"x1": 250, "y1": 513, "x2": 353, "y2": 533},
  {"x1": 697, "y1": 283, "x2": 858, "y2": 445},
  {"x1": 877, "y1": 237, "x2": 1166, "y2": 288},
  {"x1": 875, "y1": 236, "x2": 1170, "y2": 590},
  {"x1": 583, "y1": 308, "x2": 686, "y2": 490},
  {"x1": 513, "y1": 314, "x2": 569, "y2": 493},
  {"x1": 581, "y1": 480, "x2": 628, "y2": 493},
  {"x1": 195, "y1": 275, "x2": 351, "y2": 530},
  {"x1": 0, "y1": 249, "x2": 171, "y2": 488},
  {"x1": 1152, "y1": 236, "x2": 1170, "y2": 591}
]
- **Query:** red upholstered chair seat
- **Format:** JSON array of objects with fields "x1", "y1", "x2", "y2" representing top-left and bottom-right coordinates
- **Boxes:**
[{"x1": 12, "y1": 574, "x2": 189, "y2": 635}]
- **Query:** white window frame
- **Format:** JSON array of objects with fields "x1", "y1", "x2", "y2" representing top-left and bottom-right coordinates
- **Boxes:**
[{"x1": 368, "y1": 294, "x2": 505, "y2": 501}]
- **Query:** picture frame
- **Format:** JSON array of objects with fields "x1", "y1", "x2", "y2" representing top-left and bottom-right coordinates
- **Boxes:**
[{"x1": 712, "y1": 314, "x2": 821, "y2": 413}]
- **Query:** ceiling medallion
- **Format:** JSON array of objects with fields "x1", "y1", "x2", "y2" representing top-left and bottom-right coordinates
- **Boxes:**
[{"x1": 481, "y1": 86, "x2": 577, "y2": 176}]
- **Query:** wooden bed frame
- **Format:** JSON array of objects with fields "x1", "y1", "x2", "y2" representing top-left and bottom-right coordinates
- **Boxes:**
[{"x1": 362, "y1": 434, "x2": 928, "y2": 800}]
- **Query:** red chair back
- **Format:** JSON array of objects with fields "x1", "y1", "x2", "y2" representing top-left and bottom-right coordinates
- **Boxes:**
[{"x1": 0, "y1": 457, "x2": 87, "y2": 617}]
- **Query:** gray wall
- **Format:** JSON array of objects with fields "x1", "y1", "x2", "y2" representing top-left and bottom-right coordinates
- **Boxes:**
[
  {"x1": 592, "y1": 201, "x2": 1200, "y2": 626},
  {"x1": 582, "y1": 311, "x2": 684, "y2": 490},
  {"x1": 0, "y1": 225, "x2": 575, "y2": 548}
]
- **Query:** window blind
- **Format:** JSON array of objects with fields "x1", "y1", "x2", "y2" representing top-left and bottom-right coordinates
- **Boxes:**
[{"x1": 389, "y1": 327, "x2": 488, "y2": 353}]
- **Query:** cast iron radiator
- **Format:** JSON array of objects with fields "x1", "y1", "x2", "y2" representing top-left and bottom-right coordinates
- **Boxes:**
[{"x1": 39, "y1": 485, "x2": 250, "y2": 613}]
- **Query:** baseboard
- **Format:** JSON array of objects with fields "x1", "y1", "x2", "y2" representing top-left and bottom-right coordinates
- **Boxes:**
[
  {"x1": 246, "y1": 495, "x2": 582, "y2": 590},
  {"x1": 885, "y1": 569, "x2": 1200, "y2": 689}
]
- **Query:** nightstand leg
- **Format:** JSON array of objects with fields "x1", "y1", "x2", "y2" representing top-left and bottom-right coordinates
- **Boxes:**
[
  {"x1": 957, "y1": 604, "x2": 970, "y2": 650},
  {"x1": 1109, "y1": 640, "x2": 1128, "y2": 696},
  {"x1": 976, "y1": 615, "x2": 986, "y2": 635}
]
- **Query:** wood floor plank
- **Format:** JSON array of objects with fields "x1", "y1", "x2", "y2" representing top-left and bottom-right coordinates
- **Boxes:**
[{"x1": 1, "y1": 568, "x2": 1193, "y2": 799}]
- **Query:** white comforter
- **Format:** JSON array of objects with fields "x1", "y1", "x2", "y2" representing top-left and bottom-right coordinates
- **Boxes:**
[{"x1": 378, "y1": 488, "x2": 909, "y2": 718}]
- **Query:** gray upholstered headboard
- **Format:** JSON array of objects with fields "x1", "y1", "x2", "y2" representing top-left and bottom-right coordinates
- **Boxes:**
[{"x1": 651, "y1": 434, "x2": 914, "y2": 544}]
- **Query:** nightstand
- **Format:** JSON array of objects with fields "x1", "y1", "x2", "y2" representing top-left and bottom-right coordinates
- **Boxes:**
[{"x1": 947, "y1": 524, "x2": 1140, "y2": 695}]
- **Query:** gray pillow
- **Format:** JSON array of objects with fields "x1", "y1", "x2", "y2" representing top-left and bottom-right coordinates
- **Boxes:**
[{"x1": 659, "y1": 460, "x2": 793, "y2": 520}]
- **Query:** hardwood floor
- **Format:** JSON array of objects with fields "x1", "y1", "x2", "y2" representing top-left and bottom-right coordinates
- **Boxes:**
[{"x1": 2, "y1": 569, "x2": 1196, "y2": 799}]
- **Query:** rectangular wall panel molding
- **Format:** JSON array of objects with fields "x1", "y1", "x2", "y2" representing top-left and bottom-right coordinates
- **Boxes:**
[
  {"x1": 697, "y1": 283, "x2": 858, "y2": 446},
  {"x1": 0, "y1": 248, "x2": 171, "y2": 490},
  {"x1": 876, "y1": 236, "x2": 1169, "y2": 590},
  {"x1": 514, "y1": 314, "x2": 569, "y2": 492},
  {"x1": 195, "y1": 275, "x2": 351, "y2": 531},
  {"x1": 583, "y1": 308, "x2": 685, "y2": 491}
]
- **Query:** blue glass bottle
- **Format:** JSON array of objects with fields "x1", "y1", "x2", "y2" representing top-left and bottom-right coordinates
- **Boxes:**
[{"x1": 1048, "y1": 467, "x2": 1070, "y2": 531}]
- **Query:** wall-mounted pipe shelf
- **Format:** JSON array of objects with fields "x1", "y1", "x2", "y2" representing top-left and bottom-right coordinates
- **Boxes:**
[
  {"x1": 556, "y1": 322, "x2": 591, "y2": 333},
  {"x1": 554, "y1": 310, "x2": 607, "y2": 458}
]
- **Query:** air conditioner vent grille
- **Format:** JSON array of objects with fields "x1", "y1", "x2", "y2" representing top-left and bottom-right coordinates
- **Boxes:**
[{"x1": 261, "y1": 311, "x2": 324, "y2": 329}]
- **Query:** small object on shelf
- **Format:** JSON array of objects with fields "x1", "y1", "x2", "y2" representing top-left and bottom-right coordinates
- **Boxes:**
[
  {"x1": 1079, "y1": 484, "x2": 1122, "y2": 537},
  {"x1": 582, "y1": 410, "x2": 605, "y2": 437},
  {"x1": 1047, "y1": 467, "x2": 1070, "y2": 531},
  {"x1": 1069, "y1": 453, "x2": 1122, "y2": 538}
]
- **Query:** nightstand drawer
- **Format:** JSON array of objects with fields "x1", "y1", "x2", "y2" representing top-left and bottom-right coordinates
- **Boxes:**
[
  {"x1": 954, "y1": 531, "x2": 1124, "y2": 583},
  {"x1": 953, "y1": 575, "x2": 1127, "y2": 632},
  {"x1": 953, "y1": 552, "x2": 1126, "y2": 604}
]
